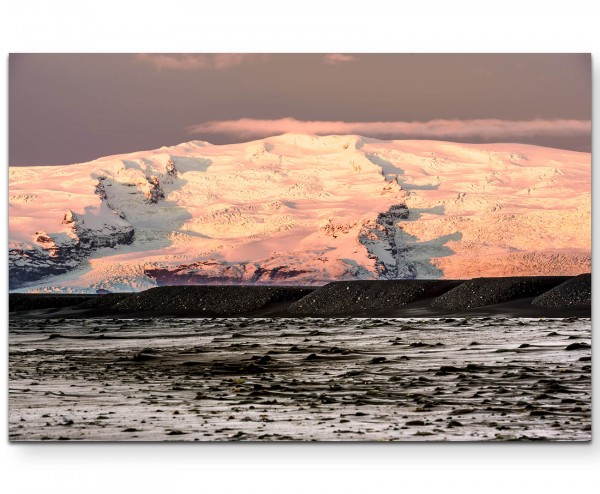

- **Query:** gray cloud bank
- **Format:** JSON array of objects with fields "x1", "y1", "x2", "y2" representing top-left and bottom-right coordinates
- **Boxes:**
[{"x1": 187, "y1": 117, "x2": 591, "y2": 143}]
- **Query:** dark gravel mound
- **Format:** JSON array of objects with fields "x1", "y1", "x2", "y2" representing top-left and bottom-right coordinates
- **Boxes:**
[
  {"x1": 531, "y1": 274, "x2": 591, "y2": 309},
  {"x1": 111, "y1": 286, "x2": 314, "y2": 316},
  {"x1": 76, "y1": 293, "x2": 133, "y2": 309},
  {"x1": 9, "y1": 294, "x2": 94, "y2": 312},
  {"x1": 288, "y1": 280, "x2": 458, "y2": 316},
  {"x1": 431, "y1": 276, "x2": 571, "y2": 310}
]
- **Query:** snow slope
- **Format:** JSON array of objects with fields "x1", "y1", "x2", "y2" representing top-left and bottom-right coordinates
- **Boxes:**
[{"x1": 8, "y1": 134, "x2": 591, "y2": 292}]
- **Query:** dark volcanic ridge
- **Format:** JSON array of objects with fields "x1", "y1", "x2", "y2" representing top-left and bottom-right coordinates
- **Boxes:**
[
  {"x1": 431, "y1": 276, "x2": 571, "y2": 310},
  {"x1": 76, "y1": 293, "x2": 133, "y2": 309},
  {"x1": 532, "y1": 274, "x2": 591, "y2": 309},
  {"x1": 9, "y1": 274, "x2": 591, "y2": 318},
  {"x1": 111, "y1": 285, "x2": 315, "y2": 316},
  {"x1": 9, "y1": 294, "x2": 95, "y2": 312},
  {"x1": 287, "y1": 280, "x2": 461, "y2": 316}
]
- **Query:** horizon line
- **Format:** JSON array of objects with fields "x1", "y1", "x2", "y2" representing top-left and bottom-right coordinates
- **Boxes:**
[{"x1": 9, "y1": 130, "x2": 592, "y2": 167}]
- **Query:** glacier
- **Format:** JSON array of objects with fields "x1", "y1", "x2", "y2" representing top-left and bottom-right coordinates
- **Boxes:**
[{"x1": 8, "y1": 134, "x2": 591, "y2": 293}]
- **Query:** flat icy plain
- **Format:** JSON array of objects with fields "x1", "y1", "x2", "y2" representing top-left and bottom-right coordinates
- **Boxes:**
[{"x1": 9, "y1": 317, "x2": 591, "y2": 441}]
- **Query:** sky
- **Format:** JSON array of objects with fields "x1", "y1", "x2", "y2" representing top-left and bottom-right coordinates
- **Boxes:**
[{"x1": 9, "y1": 53, "x2": 591, "y2": 166}]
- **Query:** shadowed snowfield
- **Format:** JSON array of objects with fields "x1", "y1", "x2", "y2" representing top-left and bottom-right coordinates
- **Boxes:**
[{"x1": 9, "y1": 317, "x2": 591, "y2": 441}]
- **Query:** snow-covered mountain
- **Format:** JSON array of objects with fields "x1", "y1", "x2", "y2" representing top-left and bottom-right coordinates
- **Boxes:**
[{"x1": 9, "y1": 134, "x2": 591, "y2": 293}]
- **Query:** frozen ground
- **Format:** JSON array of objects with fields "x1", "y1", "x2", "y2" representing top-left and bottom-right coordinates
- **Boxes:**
[{"x1": 9, "y1": 317, "x2": 591, "y2": 441}]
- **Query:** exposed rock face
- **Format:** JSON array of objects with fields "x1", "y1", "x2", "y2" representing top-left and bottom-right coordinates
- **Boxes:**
[
  {"x1": 72, "y1": 222, "x2": 135, "y2": 250},
  {"x1": 165, "y1": 158, "x2": 178, "y2": 177},
  {"x1": 9, "y1": 216, "x2": 135, "y2": 289},
  {"x1": 145, "y1": 256, "x2": 372, "y2": 286},
  {"x1": 142, "y1": 176, "x2": 165, "y2": 204},
  {"x1": 10, "y1": 196, "x2": 134, "y2": 289},
  {"x1": 320, "y1": 219, "x2": 358, "y2": 238},
  {"x1": 94, "y1": 178, "x2": 108, "y2": 200},
  {"x1": 359, "y1": 204, "x2": 411, "y2": 278},
  {"x1": 9, "y1": 244, "x2": 81, "y2": 288},
  {"x1": 10, "y1": 166, "x2": 139, "y2": 289}
]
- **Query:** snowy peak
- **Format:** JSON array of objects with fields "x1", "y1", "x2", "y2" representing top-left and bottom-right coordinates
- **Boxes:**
[
  {"x1": 8, "y1": 134, "x2": 591, "y2": 293},
  {"x1": 267, "y1": 132, "x2": 365, "y2": 150}
]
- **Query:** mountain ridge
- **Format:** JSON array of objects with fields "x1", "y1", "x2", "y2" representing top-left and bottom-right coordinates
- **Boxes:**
[{"x1": 9, "y1": 134, "x2": 591, "y2": 293}]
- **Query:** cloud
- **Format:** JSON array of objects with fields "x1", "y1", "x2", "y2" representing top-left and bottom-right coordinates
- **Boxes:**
[
  {"x1": 322, "y1": 53, "x2": 358, "y2": 65},
  {"x1": 135, "y1": 54, "x2": 268, "y2": 71},
  {"x1": 186, "y1": 117, "x2": 591, "y2": 141}
]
